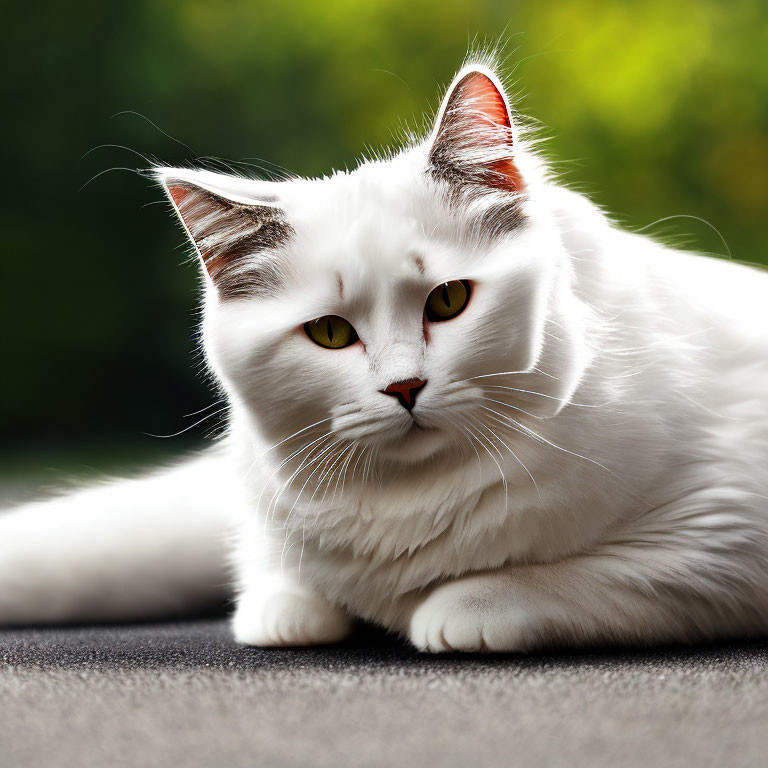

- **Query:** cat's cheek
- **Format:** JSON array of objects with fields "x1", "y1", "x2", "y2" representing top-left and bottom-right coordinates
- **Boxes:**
[{"x1": 408, "y1": 576, "x2": 532, "y2": 653}]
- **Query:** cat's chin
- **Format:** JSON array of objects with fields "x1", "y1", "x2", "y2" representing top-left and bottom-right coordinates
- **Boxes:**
[{"x1": 375, "y1": 423, "x2": 451, "y2": 464}]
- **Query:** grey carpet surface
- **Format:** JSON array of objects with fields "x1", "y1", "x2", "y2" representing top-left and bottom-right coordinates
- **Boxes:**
[{"x1": 1, "y1": 619, "x2": 767, "y2": 768}]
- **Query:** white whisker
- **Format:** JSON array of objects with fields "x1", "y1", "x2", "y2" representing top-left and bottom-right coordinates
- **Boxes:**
[
  {"x1": 476, "y1": 410, "x2": 542, "y2": 500},
  {"x1": 259, "y1": 431, "x2": 334, "y2": 529},
  {"x1": 477, "y1": 404, "x2": 622, "y2": 481},
  {"x1": 464, "y1": 418, "x2": 509, "y2": 514},
  {"x1": 482, "y1": 384, "x2": 605, "y2": 409},
  {"x1": 261, "y1": 416, "x2": 335, "y2": 455}
]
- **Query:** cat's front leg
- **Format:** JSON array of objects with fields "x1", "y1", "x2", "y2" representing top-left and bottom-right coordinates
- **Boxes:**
[
  {"x1": 232, "y1": 574, "x2": 352, "y2": 647},
  {"x1": 408, "y1": 572, "x2": 535, "y2": 653},
  {"x1": 408, "y1": 534, "x2": 767, "y2": 653},
  {"x1": 231, "y1": 515, "x2": 352, "y2": 647}
]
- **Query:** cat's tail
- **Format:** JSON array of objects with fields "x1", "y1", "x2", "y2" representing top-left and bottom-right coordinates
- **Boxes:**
[{"x1": 0, "y1": 446, "x2": 242, "y2": 625}]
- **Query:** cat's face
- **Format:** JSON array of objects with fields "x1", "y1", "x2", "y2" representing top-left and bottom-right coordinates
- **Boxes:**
[{"x1": 160, "y1": 66, "x2": 580, "y2": 470}]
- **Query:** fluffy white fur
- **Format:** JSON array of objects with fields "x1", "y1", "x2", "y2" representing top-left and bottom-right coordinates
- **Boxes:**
[{"x1": 2, "y1": 61, "x2": 767, "y2": 652}]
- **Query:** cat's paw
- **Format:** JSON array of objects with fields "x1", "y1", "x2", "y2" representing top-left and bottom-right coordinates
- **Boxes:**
[
  {"x1": 232, "y1": 583, "x2": 351, "y2": 647},
  {"x1": 408, "y1": 576, "x2": 528, "y2": 653}
]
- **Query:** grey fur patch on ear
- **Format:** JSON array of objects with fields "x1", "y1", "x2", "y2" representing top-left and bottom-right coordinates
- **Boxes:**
[{"x1": 163, "y1": 177, "x2": 293, "y2": 300}]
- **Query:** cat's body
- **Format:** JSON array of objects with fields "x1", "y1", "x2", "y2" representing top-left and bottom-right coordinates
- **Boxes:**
[{"x1": 2, "y1": 62, "x2": 767, "y2": 651}]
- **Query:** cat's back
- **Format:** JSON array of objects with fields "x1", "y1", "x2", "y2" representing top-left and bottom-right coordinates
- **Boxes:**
[
  {"x1": 618, "y1": 230, "x2": 768, "y2": 409},
  {"x1": 555, "y1": 187, "x2": 768, "y2": 462},
  {"x1": 646, "y1": 244, "x2": 768, "y2": 340}
]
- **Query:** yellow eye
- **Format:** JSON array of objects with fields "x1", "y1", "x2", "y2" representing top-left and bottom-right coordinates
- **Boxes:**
[
  {"x1": 425, "y1": 280, "x2": 471, "y2": 322},
  {"x1": 304, "y1": 315, "x2": 359, "y2": 349}
]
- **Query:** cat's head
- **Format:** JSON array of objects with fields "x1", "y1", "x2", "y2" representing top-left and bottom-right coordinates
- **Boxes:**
[{"x1": 157, "y1": 64, "x2": 589, "y2": 471}]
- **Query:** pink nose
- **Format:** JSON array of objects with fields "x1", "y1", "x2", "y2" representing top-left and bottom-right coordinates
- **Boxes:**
[{"x1": 381, "y1": 379, "x2": 427, "y2": 411}]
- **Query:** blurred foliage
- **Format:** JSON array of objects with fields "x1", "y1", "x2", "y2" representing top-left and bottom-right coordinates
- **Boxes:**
[{"x1": 2, "y1": 0, "x2": 766, "y2": 462}]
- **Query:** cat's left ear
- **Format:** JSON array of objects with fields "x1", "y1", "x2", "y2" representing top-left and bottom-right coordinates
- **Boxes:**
[
  {"x1": 156, "y1": 168, "x2": 292, "y2": 300},
  {"x1": 428, "y1": 65, "x2": 524, "y2": 195}
]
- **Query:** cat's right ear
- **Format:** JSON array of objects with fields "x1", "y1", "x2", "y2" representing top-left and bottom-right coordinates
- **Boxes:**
[
  {"x1": 155, "y1": 168, "x2": 292, "y2": 300},
  {"x1": 427, "y1": 65, "x2": 524, "y2": 196}
]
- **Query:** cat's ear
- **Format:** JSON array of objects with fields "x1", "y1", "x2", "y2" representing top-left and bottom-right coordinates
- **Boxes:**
[
  {"x1": 156, "y1": 168, "x2": 292, "y2": 300},
  {"x1": 428, "y1": 66, "x2": 524, "y2": 195}
]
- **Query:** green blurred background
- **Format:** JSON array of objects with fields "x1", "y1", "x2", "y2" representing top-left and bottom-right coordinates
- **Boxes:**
[{"x1": 2, "y1": 0, "x2": 767, "y2": 489}]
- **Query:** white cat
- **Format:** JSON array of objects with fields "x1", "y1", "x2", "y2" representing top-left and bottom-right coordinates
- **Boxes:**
[{"x1": 2, "y1": 61, "x2": 768, "y2": 652}]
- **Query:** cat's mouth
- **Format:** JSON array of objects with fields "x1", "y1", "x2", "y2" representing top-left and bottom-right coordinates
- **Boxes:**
[
  {"x1": 405, "y1": 414, "x2": 442, "y2": 438},
  {"x1": 377, "y1": 416, "x2": 449, "y2": 463}
]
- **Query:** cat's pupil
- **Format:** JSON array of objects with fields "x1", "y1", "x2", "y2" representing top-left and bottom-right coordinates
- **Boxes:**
[
  {"x1": 327, "y1": 318, "x2": 334, "y2": 343},
  {"x1": 442, "y1": 284, "x2": 451, "y2": 307}
]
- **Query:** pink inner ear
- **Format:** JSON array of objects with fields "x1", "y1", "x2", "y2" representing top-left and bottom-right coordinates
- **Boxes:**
[
  {"x1": 434, "y1": 69, "x2": 524, "y2": 194},
  {"x1": 457, "y1": 71, "x2": 522, "y2": 193},
  {"x1": 459, "y1": 71, "x2": 511, "y2": 130},
  {"x1": 168, "y1": 185, "x2": 190, "y2": 207}
]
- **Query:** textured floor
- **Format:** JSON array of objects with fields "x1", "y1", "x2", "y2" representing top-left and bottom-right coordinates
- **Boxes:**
[{"x1": 1, "y1": 620, "x2": 767, "y2": 768}]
